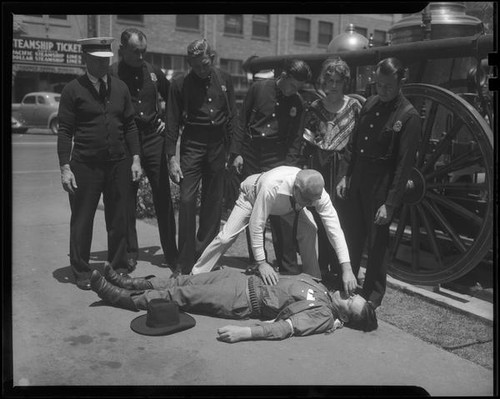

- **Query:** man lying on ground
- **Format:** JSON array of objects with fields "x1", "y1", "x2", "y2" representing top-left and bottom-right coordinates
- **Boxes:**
[{"x1": 90, "y1": 264, "x2": 378, "y2": 343}]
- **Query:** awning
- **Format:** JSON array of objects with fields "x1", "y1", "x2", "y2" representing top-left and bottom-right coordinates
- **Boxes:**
[{"x1": 13, "y1": 63, "x2": 85, "y2": 75}]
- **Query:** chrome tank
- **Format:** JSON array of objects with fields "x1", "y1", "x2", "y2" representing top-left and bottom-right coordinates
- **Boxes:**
[{"x1": 389, "y1": 2, "x2": 484, "y2": 44}]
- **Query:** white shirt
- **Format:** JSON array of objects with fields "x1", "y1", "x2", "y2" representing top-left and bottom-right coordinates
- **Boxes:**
[
  {"x1": 86, "y1": 72, "x2": 108, "y2": 93},
  {"x1": 241, "y1": 166, "x2": 350, "y2": 264}
]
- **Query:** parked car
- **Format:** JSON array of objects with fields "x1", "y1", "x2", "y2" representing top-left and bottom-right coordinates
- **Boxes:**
[
  {"x1": 12, "y1": 92, "x2": 60, "y2": 134},
  {"x1": 11, "y1": 115, "x2": 28, "y2": 134}
]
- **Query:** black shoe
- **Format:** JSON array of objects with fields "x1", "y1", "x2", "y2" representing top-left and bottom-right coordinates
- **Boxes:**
[
  {"x1": 127, "y1": 258, "x2": 138, "y2": 272},
  {"x1": 104, "y1": 263, "x2": 154, "y2": 290},
  {"x1": 76, "y1": 278, "x2": 91, "y2": 291},
  {"x1": 90, "y1": 270, "x2": 139, "y2": 311}
]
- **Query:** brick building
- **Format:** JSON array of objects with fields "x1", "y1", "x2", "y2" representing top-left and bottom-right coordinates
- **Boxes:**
[{"x1": 11, "y1": 13, "x2": 402, "y2": 101}]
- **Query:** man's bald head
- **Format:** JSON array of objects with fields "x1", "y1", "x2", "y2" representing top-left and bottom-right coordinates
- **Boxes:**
[{"x1": 295, "y1": 169, "x2": 324, "y2": 202}]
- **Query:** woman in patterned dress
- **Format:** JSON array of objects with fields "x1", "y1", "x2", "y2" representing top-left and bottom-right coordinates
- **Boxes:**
[{"x1": 301, "y1": 57, "x2": 362, "y2": 283}]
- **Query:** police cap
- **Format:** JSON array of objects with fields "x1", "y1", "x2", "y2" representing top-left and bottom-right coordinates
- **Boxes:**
[{"x1": 78, "y1": 37, "x2": 114, "y2": 57}]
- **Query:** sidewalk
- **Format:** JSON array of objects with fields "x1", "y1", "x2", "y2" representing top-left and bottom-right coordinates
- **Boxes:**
[{"x1": 10, "y1": 182, "x2": 494, "y2": 394}]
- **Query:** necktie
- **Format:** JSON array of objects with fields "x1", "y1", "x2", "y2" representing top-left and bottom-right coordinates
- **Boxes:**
[
  {"x1": 98, "y1": 78, "x2": 106, "y2": 102},
  {"x1": 290, "y1": 197, "x2": 300, "y2": 250}
]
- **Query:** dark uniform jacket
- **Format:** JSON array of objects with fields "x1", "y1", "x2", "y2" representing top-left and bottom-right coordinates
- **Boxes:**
[
  {"x1": 252, "y1": 273, "x2": 339, "y2": 339},
  {"x1": 109, "y1": 61, "x2": 169, "y2": 130},
  {"x1": 340, "y1": 93, "x2": 421, "y2": 209},
  {"x1": 230, "y1": 79, "x2": 304, "y2": 166},
  {"x1": 57, "y1": 74, "x2": 140, "y2": 166},
  {"x1": 165, "y1": 67, "x2": 238, "y2": 157}
]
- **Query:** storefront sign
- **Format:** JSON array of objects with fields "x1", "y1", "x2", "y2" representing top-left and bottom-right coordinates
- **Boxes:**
[
  {"x1": 13, "y1": 63, "x2": 85, "y2": 76},
  {"x1": 12, "y1": 37, "x2": 84, "y2": 67}
]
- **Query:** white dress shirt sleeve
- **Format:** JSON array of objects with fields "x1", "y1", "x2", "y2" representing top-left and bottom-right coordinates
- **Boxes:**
[
  {"x1": 314, "y1": 190, "x2": 351, "y2": 264},
  {"x1": 248, "y1": 185, "x2": 278, "y2": 262}
]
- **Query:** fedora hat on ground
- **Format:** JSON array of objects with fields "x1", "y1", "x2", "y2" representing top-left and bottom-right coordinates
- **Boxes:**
[{"x1": 130, "y1": 299, "x2": 196, "y2": 336}]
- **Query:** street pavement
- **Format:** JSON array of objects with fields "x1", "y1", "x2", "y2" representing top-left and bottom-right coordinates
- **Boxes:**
[{"x1": 7, "y1": 134, "x2": 494, "y2": 395}]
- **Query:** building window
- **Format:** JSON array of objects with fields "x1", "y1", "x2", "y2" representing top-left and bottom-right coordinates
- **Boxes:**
[
  {"x1": 171, "y1": 55, "x2": 188, "y2": 71},
  {"x1": 176, "y1": 15, "x2": 200, "y2": 31},
  {"x1": 224, "y1": 15, "x2": 243, "y2": 36},
  {"x1": 252, "y1": 14, "x2": 270, "y2": 38},
  {"x1": 117, "y1": 15, "x2": 144, "y2": 23},
  {"x1": 144, "y1": 53, "x2": 189, "y2": 77},
  {"x1": 49, "y1": 15, "x2": 67, "y2": 20},
  {"x1": 373, "y1": 30, "x2": 387, "y2": 47},
  {"x1": 356, "y1": 26, "x2": 368, "y2": 39},
  {"x1": 318, "y1": 21, "x2": 333, "y2": 46},
  {"x1": 295, "y1": 17, "x2": 310, "y2": 44},
  {"x1": 220, "y1": 58, "x2": 248, "y2": 90}
]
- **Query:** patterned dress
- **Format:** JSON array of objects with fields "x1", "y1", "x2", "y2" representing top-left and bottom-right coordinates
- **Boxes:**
[{"x1": 301, "y1": 95, "x2": 362, "y2": 277}]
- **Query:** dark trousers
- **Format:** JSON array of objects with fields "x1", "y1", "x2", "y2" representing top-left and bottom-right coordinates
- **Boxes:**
[
  {"x1": 127, "y1": 130, "x2": 178, "y2": 264},
  {"x1": 68, "y1": 158, "x2": 130, "y2": 281},
  {"x1": 177, "y1": 127, "x2": 226, "y2": 274},
  {"x1": 306, "y1": 149, "x2": 345, "y2": 277},
  {"x1": 241, "y1": 137, "x2": 300, "y2": 274},
  {"x1": 343, "y1": 183, "x2": 390, "y2": 308},
  {"x1": 135, "y1": 268, "x2": 252, "y2": 319}
]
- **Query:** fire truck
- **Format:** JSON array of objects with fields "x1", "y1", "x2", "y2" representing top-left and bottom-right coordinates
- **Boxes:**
[{"x1": 242, "y1": 3, "x2": 495, "y2": 285}]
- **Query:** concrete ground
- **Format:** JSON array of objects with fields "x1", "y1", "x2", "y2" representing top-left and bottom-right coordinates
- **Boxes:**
[{"x1": 8, "y1": 167, "x2": 495, "y2": 396}]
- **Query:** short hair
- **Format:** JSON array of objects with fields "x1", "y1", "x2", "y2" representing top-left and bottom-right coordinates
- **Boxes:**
[
  {"x1": 187, "y1": 38, "x2": 214, "y2": 58},
  {"x1": 319, "y1": 57, "x2": 351, "y2": 87},
  {"x1": 120, "y1": 28, "x2": 147, "y2": 47},
  {"x1": 376, "y1": 57, "x2": 406, "y2": 82},
  {"x1": 282, "y1": 59, "x2": 312, "y2": 82},
  {"x1": 346, "y1": 301, "x2": 378, "y2": 332},
  {"x1": 295, "y1": 169, "x2": 324, "y2": 201}
]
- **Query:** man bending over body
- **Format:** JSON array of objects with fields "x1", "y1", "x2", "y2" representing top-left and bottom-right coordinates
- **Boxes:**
[{"x1": 192, "y1": 166, "x2": 358, "y2": 296}]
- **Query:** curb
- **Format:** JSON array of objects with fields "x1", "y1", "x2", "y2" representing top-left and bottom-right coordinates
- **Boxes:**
[
  {"x1": 135, "y1": 215, "x2": 494, "y2": 325},
  {"x1": 385, "y1": 273, "x2": 494, "y2": 325}
]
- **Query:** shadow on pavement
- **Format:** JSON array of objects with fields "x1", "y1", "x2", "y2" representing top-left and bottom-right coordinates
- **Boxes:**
[{"x1": 53, "y1": 263, "x2": 106, "y2": 286}]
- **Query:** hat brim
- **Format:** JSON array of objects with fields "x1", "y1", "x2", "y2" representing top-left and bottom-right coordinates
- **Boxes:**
[
  {"x1": 130, "y1": 312, "x2": 196, "y2": 336},
  {"x1": 86, "y1": 51, "x2": 114, "y2": 58}
]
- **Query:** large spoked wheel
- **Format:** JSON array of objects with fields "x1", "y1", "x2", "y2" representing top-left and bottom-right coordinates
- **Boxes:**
[{"x1": 387, "y1": 83, "x2": 494, "y2": 285}]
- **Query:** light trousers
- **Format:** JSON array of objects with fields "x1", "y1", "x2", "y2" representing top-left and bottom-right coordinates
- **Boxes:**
[{"x1": 191, "y1": 191, "x2": 320, "y2": 278}]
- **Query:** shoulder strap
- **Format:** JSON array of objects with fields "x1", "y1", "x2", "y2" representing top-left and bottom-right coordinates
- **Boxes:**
[
  {"x1": 145, "y1": 62, "x2": 160, "y2": 115},
  {"x1": 385, "y1": 100, "x2": 414, "y2": 131},
  {"x1": 381, "y1": 100, "x2": 416, "y2": 160},
  {"x1": 211, "y1": 67, "x2": 232, "y2": 119},
  {"x1": 361, "y1": 95, "x2": 379, "y2": 115},
  {"x1": 182, "y1": 72, "x2": 190, "y2": 124}
]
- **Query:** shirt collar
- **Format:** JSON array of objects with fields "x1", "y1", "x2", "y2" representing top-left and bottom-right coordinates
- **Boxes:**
[
  {"x1": 87, "y1": 72, "x2": 108, "y2": 85},
  {"x1": 120, "y1": 60, "x2": 144, "y2": 73},
  {"x1": 377, "y1": 92, "x2": 402, "y2": 110},
  {"x1": 190, "y1": 69, "x2": 212, "y2": 83}
]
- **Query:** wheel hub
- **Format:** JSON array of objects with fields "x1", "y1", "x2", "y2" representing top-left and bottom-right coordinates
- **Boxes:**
[{"x1": 402, "y1": 167, "x2": 426, "y2": 205}]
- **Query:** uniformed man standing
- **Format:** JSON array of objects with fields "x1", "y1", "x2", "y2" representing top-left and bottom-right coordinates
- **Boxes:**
[
  {"x1": 109, "y1": 28, "x2": 178, "y2": 271},
  {"x1": 166, "y1": 39, "x2": 238, "y2": 276},
  {"x1": 336, "y1": 57, "x2": 421, "y2": 308},
  {"x1": 230, "y1": 59, "x2": 312, "y2": 275},
  {"x1": 57, "y1": 37, "x2": 142, "y2": 290}
]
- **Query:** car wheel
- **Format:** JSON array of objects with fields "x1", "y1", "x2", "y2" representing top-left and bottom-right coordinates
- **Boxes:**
[{"x1": 50, "y1": 118, "x2": 59, "y2": 135}]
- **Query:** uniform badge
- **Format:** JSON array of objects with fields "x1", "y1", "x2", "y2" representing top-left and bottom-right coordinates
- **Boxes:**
[
  {"x1": 221, "y1": 85, "x2": 227, "y2": 92},
  {"x1": 393, "y1": 120, "x2": 402, "y2": 132},
  {"x1": 290, "y1": 106, "x2": 297, "y2": 117},
  {"x1": 150, "y1": 73, "x2": 157, "y2": 82}
]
